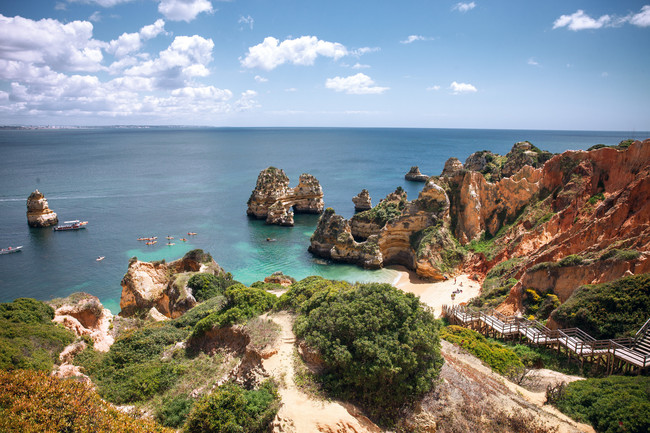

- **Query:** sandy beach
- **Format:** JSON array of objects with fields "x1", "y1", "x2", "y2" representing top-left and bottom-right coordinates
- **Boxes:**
[{"x1": 390, "y1": 266, "x2": 481, "y2": 317}]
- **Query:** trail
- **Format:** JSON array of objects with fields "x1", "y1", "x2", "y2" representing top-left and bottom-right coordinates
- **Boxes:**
[{"x1": 263, "y1": 312, "x2": 381, "y2": 433}]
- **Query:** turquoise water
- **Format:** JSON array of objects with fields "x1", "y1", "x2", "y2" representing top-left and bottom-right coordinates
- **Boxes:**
[{"x1": 0, "y1": 127, "x2": 646, "y2": 313}]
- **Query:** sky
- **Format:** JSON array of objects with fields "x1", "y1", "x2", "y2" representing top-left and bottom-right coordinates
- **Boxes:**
[{"x1": 0, "y1": 0, "x2": 648, "y2": 130}]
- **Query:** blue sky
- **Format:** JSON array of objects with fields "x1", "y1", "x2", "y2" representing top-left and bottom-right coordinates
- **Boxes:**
[{"x1": 0, "y1": 0, "x2": 648, "y2": 130}]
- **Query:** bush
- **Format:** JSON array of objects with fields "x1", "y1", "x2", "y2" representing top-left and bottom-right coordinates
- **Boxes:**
[
  {"x1": 156, "y1": 394, "x2": 194, "y2": 428},
  {"x1": 0, "y1": 298, "x2": 75, "y2": 371},
  {"x1": 188, "y1": 273, "x2": 237, "y2": 302},
  {"x1": 551, "y1": 273, "x2": 650, "y2": 339},
  {"x1": 294, "y1": 283, "x2": 442, "y2": 421},
  {"x1": 0, "y1": 369, "x2": 172, "y2": 432},
  {"x1": 276, "y1": 276, "x2": 351, "y2": 311},
  {"x1": 183, "y1": 249, "x2": 213, "y2": 263},
  {"x1": 185, "y1": 381, "x2": 280, "y2": 433},
  {"x1": 599, "y1": 249, "x2": 641, "y2": 262},
  {"x1": 554, "y1": 376, "x2": 650, "y2": 433}
]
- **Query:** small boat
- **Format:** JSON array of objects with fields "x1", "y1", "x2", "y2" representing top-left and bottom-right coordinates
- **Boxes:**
[
  {"x1": 180, "y1": 238, "x2": 187, "y2": 242},
  {"x1": 137, "y1": 236, "x2": 157, "y2": 241},
  {"x1": 53, "y1": 220, "x2": 88, "y2": 231},
  {"x1": 166, "y1": 242, "x2": 175, "y2": 246},
  {"x1": 166, "y1": 236, "x2": 174, "y2": 240},
  {"x1": 145, "y1": 240, "x2": 157, "y2": 245},
  {"x1": 188, "y1": 232, "x2": 197, "y2": 236},
  {"x1": 96, "y1": 256, "x2": 105, "y2": 261},
  {"x1": 0, "y1": 246, "x2": 22, "y2": 255}
]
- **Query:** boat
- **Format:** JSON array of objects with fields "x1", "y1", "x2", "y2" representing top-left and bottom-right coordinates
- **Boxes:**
[
  {"x1": 96, "y1": 256, "x2": 105, "y2": 261},
  {"x1": 166, "y1": 242, "x2": 175, "y2": 246},
  {"x1": 166, "y1": 236, "x2": 174, "y2": 240},
  {"x1": 53, "y1": 220, "x2": 88, "y2": 231},
  {"x1": 138, "y1": 236, "x2": 157, "y2": 241},
  {"x1": 188, "y1": 232, "x2": 197, "y2": 236},
  {"x1": 145, "y1": 240, "x2": 157, "y2": 245},
  {"x1": 180, "y1": 238, "x2": 187, "y2": 242},
  {"x1": 0, "y1": 246, "x2": 22, "y2": 255}
]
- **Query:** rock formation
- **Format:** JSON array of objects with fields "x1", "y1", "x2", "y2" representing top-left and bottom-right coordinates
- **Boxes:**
[
  {"x1": 352, "y1": 189, "x2": 372, "y2": 212},
  {"x1": 310, "y1": 139, "x2": 650, "y2": 302},
  {"x1": 119, "y1": 250, "x2": 224, "y2": 319},
  {"x1": 264, "y1": 271, "x2": 295, "y2": 287},
  {"x1": 49, "y1": 293, "x2": 114, "y2": 352},
  {"x1": 247, "y1": 167, "x2": 324, "y2": 226},
  {"x1": 26, "y1": 189, "x2": 58, "y2": 227},
  {"x1": 405, "y1": 166, "x2": 429, "y2": 182}
]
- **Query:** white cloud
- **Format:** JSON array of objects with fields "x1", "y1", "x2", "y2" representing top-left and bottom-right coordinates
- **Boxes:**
[
  {"x1": 68, "y1": 0, "x2": 134, "y2": 7},
  {"x1": 254, "y1": 75, "x2": 268, "y2": 83},
  {"x1": 89, "y1": 11, "x2": 101, "y2": 22},
  {"x1": 325, "y1": 73, "x2": 389, "y2": 95},
  {"x1": 426, "y1": 85, "x2": 441, "y2": 91},
  {"x1": 452, "y1": 2, "x2": 476, "y2": 13},
  {"x1": 351, "y1": 46, "x2": 380, "y2": 56},
  {"x1": 553, "y1": 10, "x2": 611, "y2": 31},
  {"x1": 107, "y1": 20, "x2": 166, "y2": 58},
  {"x1": 158, "y1": 0, "x2": 213, "y2": 22},
  {"x1": 630, "y1": 5, "x2": 650, "y2": 27},
  {"x1": 240, "y1": 36, "x2": 348, "y2": 70},
  {"x1": 400, "y1": 35, "x2": 433, "y2": 44},
  {"x1": 352, "y1": 62, "x2": 370, "y2": 69},
  {"x1": 235, "y1": 90, "x2": 259, "y2": 111},
  {"x1": 239, "y1": 15, "x2": 254, "y2": 30},
  {"x1": 0, "y1": 14, "x2": 105, "y2": 73},
  {"x1": 450, "y1": 81, "x2": 477, "y2": 94},
  {"x1": 527, "y1": 58, "x2": 539, "y2": 66}
]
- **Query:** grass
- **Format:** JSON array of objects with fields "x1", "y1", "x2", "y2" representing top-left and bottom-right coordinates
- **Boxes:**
[{"x1": 244, "y1": 316, "x2": 281, "y2": 351}]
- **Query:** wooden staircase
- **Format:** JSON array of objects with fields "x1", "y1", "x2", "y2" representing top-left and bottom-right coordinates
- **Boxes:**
[{"x1": 442, "y1": 305, "x2": 650, "y2": 374}]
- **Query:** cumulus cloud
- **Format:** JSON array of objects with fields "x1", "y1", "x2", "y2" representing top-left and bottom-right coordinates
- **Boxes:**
[
  {"x1": 400, "y1": 35, "x2": 433, "y2": 44},
  {"x1": 553, "y1": 6, "x2": 650, "y2": 31},
  {"x1": 106, "y1": 20, "x2": 166, "y2": 58},
  {"x1": 240, "y1": 36, "x2": 348, "y2": 70},
  {"x1": 452, "y1": 2, "x2": 476, "y2": 13},
  {"x1": 352, "y1": 62, "x2": 370, "y2": 69},
  {"x1": 254, "y1": 75, "x2": 268, "y2": 83},
  {"x1": 450, "y1": 81, "x2": 477, "y2": 94},
  {"x1": 0, "y1": 14, "x2": 105, "y2": 73},
  {"x1": 325, "y1": 73, "x2": 389, "y2": 95},
  {"x1": 158, "y1": 0, "x2": 213, "y2": 22},
  {"x1": 234, "y1": 90, "x2": 259, "y2": 111}
]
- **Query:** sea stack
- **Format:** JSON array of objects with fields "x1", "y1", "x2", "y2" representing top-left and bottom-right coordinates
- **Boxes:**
[
  {"x1": 352, "y1": 189, "x2": 372, "y2": 212},
  {"x1": 246, "y1": 167, "x2": 324, "y2": 226},
  {"x1": 405, "y1": 166, "x2": 429, "y2": 182},
  {"x1": 26, "y1": 189, "x2": 58, "y2": 227}
]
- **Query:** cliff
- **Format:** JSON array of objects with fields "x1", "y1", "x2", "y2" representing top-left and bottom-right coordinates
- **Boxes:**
[
  {"x1": 119, "y1": 250, "x2": 224, "y2": 319},
  {"x1": 26, "y1": 189, "x2": 58, "y2": 227},
  {"x1": 49, "y1": 293, "x2": 114, "y2": 352},
  {"x1": 352, "y1": 189, "x2": 372, "y2": 212},
  {"x1": 310, "y1": 140, "x2": 650, "y2": 310},
  {"x1": 246, "y1": 167, "x2": 324, "y2": 226}
]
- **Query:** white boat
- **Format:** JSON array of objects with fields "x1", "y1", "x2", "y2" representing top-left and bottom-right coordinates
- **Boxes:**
[
  {"x1": 53, "y1": 220, "x2": 88, "y2": 231},
  {"x1": 96, "y1": 256, "x2": 105, "y2": 261},
  {"x1": 0, "y1": 246, "x2": 23, "y2": 255}
]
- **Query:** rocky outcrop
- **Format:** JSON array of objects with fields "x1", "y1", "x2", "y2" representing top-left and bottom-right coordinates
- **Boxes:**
[
  {"x1": 119, "y1": 250, "x2": 224, "y2": 319},
  {"x1": 49, "y1": 293, "x2": 114, "y2": 352},
  {"x1": 405, "y1": 166, "x2": 428, "y2": 182},
  {"x1": 441, "y1": 158, "x2": 464, "y2": 177},
  {"x1": 264, "y1": 271, "x2": 295, "y2": 287},
  {"x1": 247, "y1": 167, "x2": 324, "y2": 226},
  {"x1": 352, "y1": 189, "x2": 372, "y2": 212},
  {"x1": 26, "y1": 189, "x2": 58, "y2": 227}
]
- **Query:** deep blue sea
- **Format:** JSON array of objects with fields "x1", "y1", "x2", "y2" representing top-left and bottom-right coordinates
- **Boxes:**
[{"x1": 1, "y1": 127, "x2": 647, "y2": 313}]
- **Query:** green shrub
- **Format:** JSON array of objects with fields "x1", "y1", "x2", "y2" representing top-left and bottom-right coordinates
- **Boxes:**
[
  {"x1": 183, "y1": 249, "x2": 213, "y2": 263},
  {"x1": 188, "y1": 273, "x2": 237, "y2": 302},
  {"x1": 558, "y1": 254, "x2": 584, "y2": 267},
  {"x1": 551, "y1": 273, "x2": 650, "y2": 339},
  {"x1": 587, "y1": 192, "x2": 604, "y2": 205},
  {"x1": 185, "y1": 380, "x2": 280, "y2": 433},
  {"x1": 276, "y1": 276, "x2": 351, "y2": 311},
  {"x1": 522, "y1": 289, "x2": 560, "y2": 321},
  {"x1": 0, "y1": 369, "x2": 172, "y2": 433},
  {"x1": 0, "y1": 298, "x2": 75, "y2": 371},
  {"x1": 156, "y1": 394, "x2": 195, "y2": 428},
  {"x1": 599, "y1": 249, "x2": 641, "y2": 262},
  {"x1": 554, "y1": 376, "x2": 650, "y2": 433},
  {"x1": 440, "y1": 325, "x2": 524, "y2": 376},
  {"x1": 294, "y1": 283, "x2": 442, "y2": 421},
  {"x1": 171, "y1": 295, "x2": 227, "y2": 329}
]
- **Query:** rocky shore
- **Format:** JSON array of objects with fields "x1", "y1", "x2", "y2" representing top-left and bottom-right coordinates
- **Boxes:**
[{"x1": 26, "y1": 189, "x2": 58, "y2": 227}]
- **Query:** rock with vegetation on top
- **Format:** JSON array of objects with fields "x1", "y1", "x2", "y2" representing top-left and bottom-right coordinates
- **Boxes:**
[
  {"x1": 351, "y1": 189, "x2": 372, "y2": 212},
  {"x1": 246, "y1": 167, "x2": 324, "y2": 226},
  {"x1": 26, "y1": 189, "x2": 58, "y2": 227},
  {"x1": 49, "y1": 293, "x2": 114, "y2": 352},
  {"x1": 405, "y1": 166, "x2": 429, "y2": 182},
  {"x1": 264, "y1": 271, "x2": 295, "y2": 287},
  {"x1": 119, "y1": 249, "x2": 224, "y2": 319}
]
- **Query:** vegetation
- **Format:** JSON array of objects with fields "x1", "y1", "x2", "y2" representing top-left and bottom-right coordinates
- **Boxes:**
[
  {"x1": 294, "y1": 282, "x2": 443, "y2": 421},
  {"x1": 522, "y1": 288, "x2": 560, "y2": 321},
  {"x1": 352, "y1": 187, "x2": 407, "y2": 226},
  {"x1": 554, "y1": 376, "x2": 650, "y2": 433},
  {"x1": 187, "y1": 272, "x2": 238, "y2": 302},
  {"x1": 183, "y1": 249, "x2": 213, "y2": 264},
  {"x1": 587, "y1": 138, "x2": 636, "y2": 151},
  {"x1": 276, "y1": 276, "x2": 351, "y2": 311},
  {"x1": 599, "y1": 248, "x2": 641, "y2": 262},
  {"x1": 470, "y1": 257, "x2": 521, "y2": 309},
  {"x1": 0, "y1": 369, "x2": 172, "y2": 433},
  {"x1": 551, "y1": 273, "x2": 650, "y2": 339},
  {"x1": 185, "y1": 380, "x2": 280, "y2": 433},
  {"x1": 0, "y1": 298, "x2": 75, "y2": 371},
  {"x1": 409, "y1": 225, "x2": 465, "y2": 274}
]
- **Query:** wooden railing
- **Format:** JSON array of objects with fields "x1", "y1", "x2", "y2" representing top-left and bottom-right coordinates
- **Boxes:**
[{"x1": 442, "y1": 305, "x2": 650, "y2": 372}]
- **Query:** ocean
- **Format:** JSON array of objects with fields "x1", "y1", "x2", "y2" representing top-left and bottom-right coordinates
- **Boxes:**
[{"x1": 0, "y1": 127, "x2": 646, "y2": 313}]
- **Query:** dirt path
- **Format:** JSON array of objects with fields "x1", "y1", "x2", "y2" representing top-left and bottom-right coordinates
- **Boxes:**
[{"x1": 263, "y1": 312, "x2": 381, "y2": 433}]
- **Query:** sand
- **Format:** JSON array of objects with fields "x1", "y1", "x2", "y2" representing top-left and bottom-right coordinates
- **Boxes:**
[{"x1": 390, "y1": 265, "x2": 481, "y2": 317}]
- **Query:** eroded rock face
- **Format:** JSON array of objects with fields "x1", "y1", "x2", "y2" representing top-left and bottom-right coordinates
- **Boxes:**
[
  {"x1": 352, "y1": 189, "x2": 372, "y2": 212},
  {"x1": 264, "y1": 271, "x2": 295, "y2": 287},
  {"x1": 119, "y1": 252, "x2": 224, "y2": 319},
  {"x1": 26, "y1": 189, "x2": 58, "y2": 227},
  {"x1": 405, "y1": 166, "x2": 429, "y2": 182},
  {"x1": 441, "y1": 157, "x2": 464, "y2": 177},
  {"x1": 247, "y1": 168, "x2": 324, "y2": 226},
  {"x1": 50, "y1": 293, "x2": 114, "y2": 352}
]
